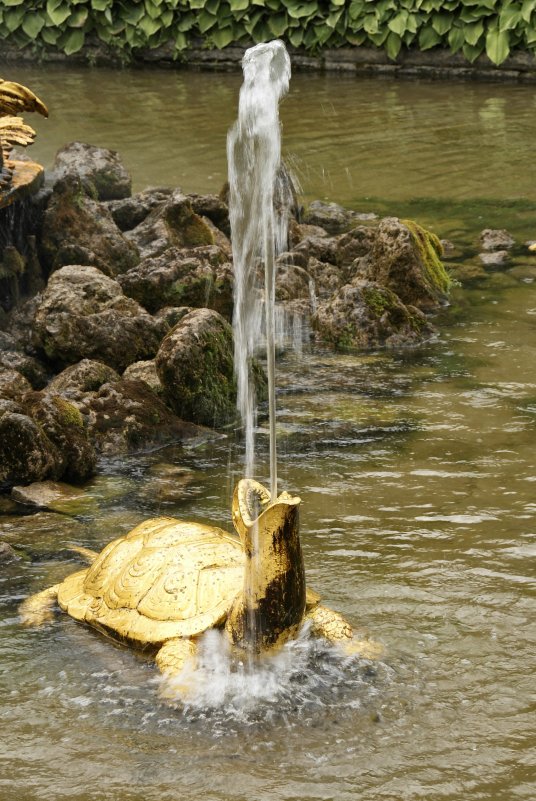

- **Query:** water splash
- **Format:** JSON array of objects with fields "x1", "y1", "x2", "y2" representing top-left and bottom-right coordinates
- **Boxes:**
[
  {"x1": 158, "y1": 627, "x2": 388, "y2": 729},
  {"x1": 227, "y1": 39, "x2": 292, "y2": 495}
]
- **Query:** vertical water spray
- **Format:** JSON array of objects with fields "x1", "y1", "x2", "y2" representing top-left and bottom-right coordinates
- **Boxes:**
[{"x1": 227, "y1": 40, "x2": 291, "y2": 499}]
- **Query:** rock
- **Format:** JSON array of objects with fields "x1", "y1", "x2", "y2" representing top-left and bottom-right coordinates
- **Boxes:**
[
  {"x1": 312, "y1": 279, "x2": 434, "y2": 350},
  {"x1": 0, "y1": 541, "x2": 19, "y2": 562},
  {"x1": 52, "y1": 141, "x2": 132, "y2": 200},
  {"x1": 81, "y1": 378, "x2": 210, "y2": 454},
  {"x1": 449, "y1": 261, "x2": 487, "y2": 285},
  {"x1": 0, "y1": 412, "x2": 60, "y2": 490},
  {"x1": 275, "y1": 262, "x2": 313, "y2": 303},
  {"x1": 32, "y1": 265, "x2": 164, "y2": 372},
  {"x1": 307, "y1": 257, "x2": 345, "y2": 300},
  {"x1": 368, "y1": 217, "x2": 451, "y2": 310},
  {"x1": 154, "y1": 306, "x2": 193, "y2": 330},
  {"x1": 46, "y1": 359, "x2": 121, "y2": 401},
  {"x1": 0, "y1": 510, "x2": 89, "y2": 559},
  {"x1": 40, "y1": 177, "x2": 140, "y2": 276},
  {"x1": 125, "y1": 190, "x2": 215, "y2": 260},
  {"x1": 107, "y1": 187, "x2": 173, "y2": 231},
  {"x1": 140, "y1": 463, "x2": 202, "y2": 505},
  {"x1": 335, "y1": 226, "x2": 377, "y2": 274},
  {"x1": 479, "y1": 228, "x2": 515, "y2": 252},
  {"x1": 292, "y1": 234, "x2": 338, "y2": 265},
  {"x1": 122, "y1": 360, "x2": 163, "y2": 396},
  {"x1": 155, "y1": 308, "x2": 237, "y2": 427},
  {"x1": 303, "y1": 201, "x2": 377, "y2": 234},
  {"x1": 0, "y1": 398, "x2": 23, "y2": 419},
  {"x1": 187, "y1": 193, "x2": 230, "y2": 237},
  {"x1": 11, "y1": 480, "x2": 97, "y2": 515},
  {"x1": 0, "y1": 368, "x2": 32, "y2": 401},
  {"x1": 478, "y1": 250, "x2": 510, "y2": 268},
  {"x1": 289, "y1": 222, "x2": 329, "y2": 248},
  {"x1": 0, "y1": 350, "x2": 49, "y2": 389},
  {"x1": 119, "y1": 245, "x2": 233, "y2": 318},
  {"x1": 23, "y1": 391, "x2": 97, "y2": 483}
]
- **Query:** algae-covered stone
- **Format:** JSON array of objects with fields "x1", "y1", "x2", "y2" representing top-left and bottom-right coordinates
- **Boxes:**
[
  {"x1": 81, "y1": 378, "x2": 209, "y2": 454},
  {"x1": 11, "y1": 480, "x2": 98, "y2": 515},
  {"x1": 369, "y1": 217, "x2": 451, "y2": 310},
  {"x1": 126, "y1": 190, "x2": 215, "y2": 260},
  {"x1": 155, "y1": 308, "x2": 237, "y2": 428},
  {"x1": 0, "y1": 412, "x2": 60, "y2": 489},
  {"x1": 52, "y1": 141, "x2": 132, "y2": 201},
  {"x1": 32, "y1": 265, "x2": 164, "y2": 372},
  {"x1": 0, "y1": 368, "x2": 32, "y2": 402},
  {"x1": 47, "y1": 359, "x2": 121, "y2": 401},
  {"x1": 122, "y1": 360, "x2": 163, "y2": 397},
  {"x1": 23, "y1": 392, "x2": 97, "y2": 483},
  {"x1": 40, "y1": 177, "x2": 139, "y2": 277},
  {"x1": 312, "y1": 279, "x2": 434, "y2": 350},
  {"x1": 119, "y1": 245, "x2": 233, "y2": 319},
  {"x1": 303, "y1": 201, "x2": 376, "y2": 234},
  {"x1": 107, "y1": 187, "x2": 173, "y2": 231}
]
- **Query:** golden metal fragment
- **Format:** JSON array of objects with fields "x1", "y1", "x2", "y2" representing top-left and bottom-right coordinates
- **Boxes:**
[{"x1": 20, "y1": 479, "x2": 383, "y2": 689}]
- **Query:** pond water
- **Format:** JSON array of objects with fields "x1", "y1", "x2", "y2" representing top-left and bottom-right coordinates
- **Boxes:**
[{"x1": 1, "y1": 65, "x2": 535, "y2": 801}]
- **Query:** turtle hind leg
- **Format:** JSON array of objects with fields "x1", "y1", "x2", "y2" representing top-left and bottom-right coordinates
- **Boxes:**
[
  {"x1": 19, "y1": 584, "x2": 60, "y2": 627},
  {"x1": 306, "y1": 604, "x2": 385, "y2": 660},
  {"x1": 156, "y1": 638, "x2": 199, "y2": 701}
]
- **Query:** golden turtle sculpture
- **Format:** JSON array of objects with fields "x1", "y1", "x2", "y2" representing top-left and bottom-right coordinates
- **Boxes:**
[{"x1": 20, "y1": 479, "x2": 381, "y2": 681}]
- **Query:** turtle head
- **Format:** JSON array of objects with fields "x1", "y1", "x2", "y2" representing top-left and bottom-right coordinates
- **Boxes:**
[{"x1": 227, "y1": 479, "x2": 306, "y2": 653}]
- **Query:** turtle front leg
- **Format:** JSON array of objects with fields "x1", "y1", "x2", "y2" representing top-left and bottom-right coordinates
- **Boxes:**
[
  {"x1": 19, "y1": 584, "x2": 60, "y2": 626},
  {"x1": 156, "y1": 637, "x2": 199, "y2": 701},
  {"x1": 306, "y1": 604, "x2": 384, "y2": 660}
]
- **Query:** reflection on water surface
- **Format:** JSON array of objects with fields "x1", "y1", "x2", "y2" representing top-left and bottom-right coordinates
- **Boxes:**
[{"x1": 0, "y1": 66, "x2": 535, "y2": 801}]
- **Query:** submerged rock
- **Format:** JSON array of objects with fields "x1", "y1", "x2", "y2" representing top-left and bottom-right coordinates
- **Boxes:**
[
  {"x1": 32, "y1": 265, "x2": 164, "y2": 372},
  {"x1": 479, "y1": 250, "x2": 511, "y2": 268},
  {"x1": 312, "y1": 279, "x2": 434, "y2": 350},
  {"x1": 40, "y1": 177, "x2": 139, "y2": 276},
  {"x1": 11, "y1": 480, "x2": 98, "y2": 515},
  {"x1": 52, "y1": 141, "x2": 132, "y2": 201},
  {"x1": 155, "y1": 308, "x2": 237, "y2": 428},
  {"x1": 479, "y1": 228, "x2": 515, "y2": 252}
]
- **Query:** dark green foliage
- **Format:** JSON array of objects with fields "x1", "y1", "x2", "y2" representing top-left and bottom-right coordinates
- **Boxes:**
[{"x1": 0, "y1": 1, "x2": 534, "y2": 65}]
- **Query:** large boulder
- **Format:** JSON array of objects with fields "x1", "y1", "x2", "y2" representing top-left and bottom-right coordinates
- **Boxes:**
[
  {"x1": 52, "y1": 142, "x2": 132, "y2": 201},
  {"x1": 80, "y1": 378, "x2": 207, "y2": 454},
  {"x1": 125, "y1": 190, "x2": 216, "y2": 260},
  {"x1": 107, "y1": 187, "x2": 173, "y2": 231},
  {"x1": 32, "y1": 265, "x2": 165, "y2": 372},
  {"x1": 46, "y1": 359, "x2": 121, "y2": 402},
  {"x1": 368, "y1": 218, "x2": 451, "y2": 310},
  {"x1": 119, "y1": 245, "x2": 233, "y2": 319},
  {"x1": 312, "y1": 279, "x2": 434, "y2": 350},
  {"x1": 40, "y1": 177, "x2": 139, "y2": 276},
  {"x1": 155, "y1": 308, "x2": 237, "y2": 428},
  {"x1": 0, "y1": 368, "x2": 32, "y2": 401},
  {"x1": 0, "y1": 392, "x2": 96, "y2": 490}
]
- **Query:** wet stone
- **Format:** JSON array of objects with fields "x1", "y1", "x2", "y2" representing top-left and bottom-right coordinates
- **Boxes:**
[
  {"x1": 0, "y1": 541, "x2": 20, "y2": 562},
  {"x1": 479, "y1": 250, "x2": 511, "y2": 268},
  {"x1": 11, "y1": 481, "x2": 98, "y2": 516},
  {"x1": 479, "y1": 228, "x2": 515, "y2": 252},
  {"x1": 0, "y1": 510, "x2": 89, "y2": 559}
]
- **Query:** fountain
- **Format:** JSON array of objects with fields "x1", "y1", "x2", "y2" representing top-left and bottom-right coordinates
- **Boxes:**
[{"x1": 227, "y1": 39, "x2": 292, "y2": 497}]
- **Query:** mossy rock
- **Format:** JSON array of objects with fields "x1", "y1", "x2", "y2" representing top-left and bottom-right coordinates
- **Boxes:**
[{"x1": 155, "y1": 308, "x2": 238, "y2": 428}]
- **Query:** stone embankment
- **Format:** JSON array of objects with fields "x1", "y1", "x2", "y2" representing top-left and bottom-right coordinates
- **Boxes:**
[{"x1": 0, "y1": 140, "x2": 478, "y2": 491}]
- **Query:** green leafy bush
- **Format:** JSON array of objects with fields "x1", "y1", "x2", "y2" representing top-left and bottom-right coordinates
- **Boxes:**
[{"x1": 1, "y1": 0, "x2": 535, "y2": 66}]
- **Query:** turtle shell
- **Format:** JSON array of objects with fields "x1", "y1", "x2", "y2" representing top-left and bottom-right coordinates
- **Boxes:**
[{"x1": 57, "y1": 517, "x2": 244, "y2": 645}]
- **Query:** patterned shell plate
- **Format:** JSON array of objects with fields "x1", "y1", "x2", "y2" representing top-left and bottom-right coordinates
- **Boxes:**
[{"x1": 56, "y1": 517, "x2": 244, "y2": 644}]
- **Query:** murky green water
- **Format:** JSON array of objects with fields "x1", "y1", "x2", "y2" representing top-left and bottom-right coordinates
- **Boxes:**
[{"x1": 1, "y1": 66, "x2": 535, "y2": 800}]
